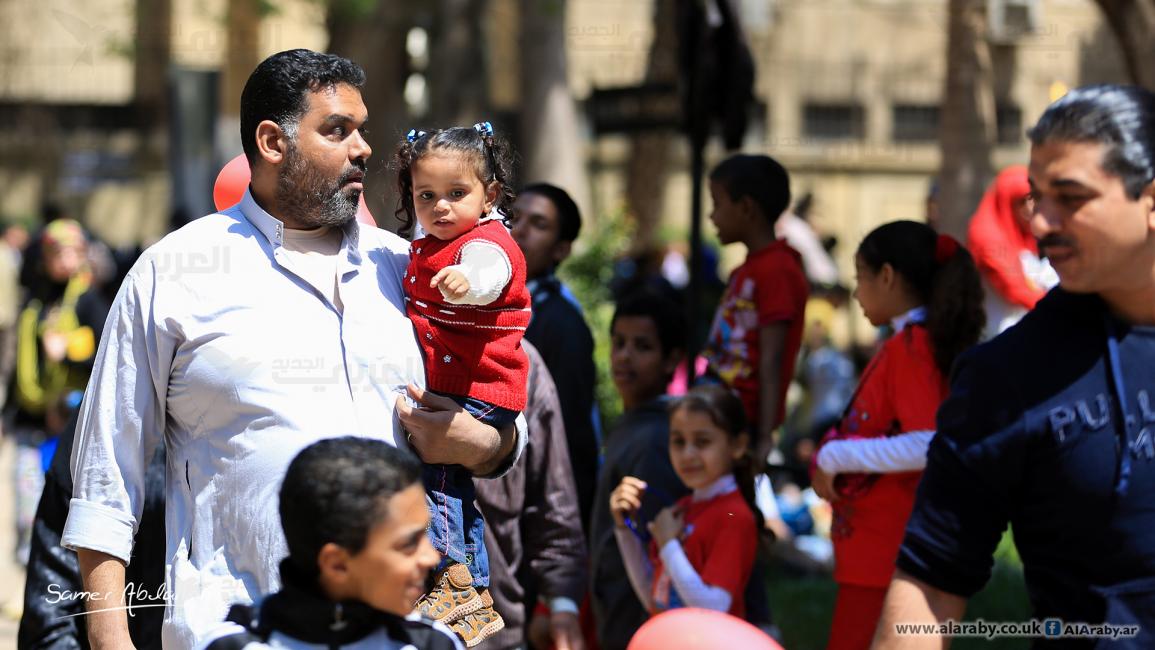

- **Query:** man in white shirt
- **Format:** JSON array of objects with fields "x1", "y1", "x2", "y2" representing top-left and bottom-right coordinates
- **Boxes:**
[{"x1": 61, "y1": 49, "x2": 524, "y2": 649}]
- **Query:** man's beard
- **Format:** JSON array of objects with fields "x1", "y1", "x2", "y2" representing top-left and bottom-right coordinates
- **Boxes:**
[{"x1": 276, "y1": 141, "x2": 362, "y2": 229}]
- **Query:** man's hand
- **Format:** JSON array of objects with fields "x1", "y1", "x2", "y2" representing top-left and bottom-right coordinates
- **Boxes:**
[
  {"x1": 396, "y1": 383, "x2": 514, "y2": 475},
  {"x1": 812, "y1": 466, "x2": 840, "y2": 503},
  {"x1": 431, "y1": 267, "x2": 470, "y2": 300},
  {"x1": 77, "y1": 549, "x2": 135, "y2": 650},
  {"x1": 648, "y1": 505, "x2": 685, "y2": 548}
]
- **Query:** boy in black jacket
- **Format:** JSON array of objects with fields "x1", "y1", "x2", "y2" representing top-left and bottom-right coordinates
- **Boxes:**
[{"x1": 200, "y1": 437, "x2": 462, "y2": 649}]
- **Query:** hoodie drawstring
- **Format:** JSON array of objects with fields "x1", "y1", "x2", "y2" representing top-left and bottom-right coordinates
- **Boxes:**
[{"x1": 1104, "y1": 314, "x2": 1134, "y2": 496}]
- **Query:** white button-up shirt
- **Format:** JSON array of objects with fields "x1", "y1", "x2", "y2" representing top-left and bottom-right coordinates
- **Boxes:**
[{"x1": 61, "y1": 191, "x2": 455, "y2": 648}]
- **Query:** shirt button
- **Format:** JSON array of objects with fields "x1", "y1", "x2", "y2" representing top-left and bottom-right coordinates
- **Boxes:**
[
  {"x1": 416, "y1": 248, "x2": 422, "y2": 254},
  {"x1": 410, "y1": 276, "x2": 416, "y2": 283},
  {"x1": 426, "y1": 332, "x2": 432, "y2": 340},
  {"x1": 443, "y1": 355, "x2": 451, "y2": 364}
]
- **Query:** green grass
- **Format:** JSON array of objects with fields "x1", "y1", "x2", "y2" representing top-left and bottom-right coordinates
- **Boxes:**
[{"x1": 768, "y1": 531, "x2": 1031, "y2": 650}]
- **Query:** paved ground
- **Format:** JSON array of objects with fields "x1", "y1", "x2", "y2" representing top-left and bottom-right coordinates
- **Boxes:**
[{"x1": 0, "y1": 436, "x2": 27, "y2": 643}]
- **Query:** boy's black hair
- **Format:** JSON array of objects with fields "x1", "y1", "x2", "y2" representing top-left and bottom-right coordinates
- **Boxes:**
[
  {"x1": 393, "y1": 126, "x2": 517, "y2": 237},
  {"x1": 519, "y1": 183, "x2": 582, "y2": 243},
  {"x1": 610, "y1": 289, "x2": 685, "y2": 357},
  {"x1": 279, "y1": 437, "x2": 422, "y2": 578},
  {"x1": 1028, "y1": 84, "x2": 1155, "y2": 199},
  {"x1": 709, "y1": 154, "x2": 791, "y2": 225},
  {"x1": 239, "y1": 49, "x2": 366, "y2": 165}
]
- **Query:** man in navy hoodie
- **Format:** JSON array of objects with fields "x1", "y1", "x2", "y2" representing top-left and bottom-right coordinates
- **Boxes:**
[{"x1": 875, "y1": 84, "x2": 1155, "y2": 649}]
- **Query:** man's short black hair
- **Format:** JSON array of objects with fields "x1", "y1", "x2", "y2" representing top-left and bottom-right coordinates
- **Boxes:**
[
  {"x1": 611, "y1": 289, "x2": 685, "y2": 357},
  {"x1": 279, "y1": 437, "x2": 421, "y2": 577},
  {"x1": 1028, "y1": 84, "x2": 1155, "y2": 199},
  {"x1": 521, "y1": 183, "x2": 581, "y2": 243},
  {"x1": 709, "y1": 154, "x2": 791, "y2": 225},
  {"x1": 239, "y1": 49, "x2": 367, "y2": 164}
]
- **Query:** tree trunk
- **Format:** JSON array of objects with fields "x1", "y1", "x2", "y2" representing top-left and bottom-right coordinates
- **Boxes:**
[
  {"x1": 133, "y1": 0, "x2": 172, "y2": 241},
  {"x1": 218, "y1": 0, "x2": 262, "y2": 160},
  {"x1": 327, "y1": 0, "x2": 414, "y2": 229},
  {"x1": 937, "y1": 0, "x2": 996, "y2": 241},
  {"x1": 1093, "y1": 0, "x2": 1155, "y2": 89},
  {"x1": 519, "y1": 0, "x2": 591, "y2": 215},
  {"x1": 427, "y1": 0, "x2": 489, "y2": 125},
  {"x1": 624, "y1": 0, "x2": 678, "y2": 255}
]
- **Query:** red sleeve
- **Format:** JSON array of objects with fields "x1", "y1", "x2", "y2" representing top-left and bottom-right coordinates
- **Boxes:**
[
  {"x1": 752, "y1": 254, "x2": 806, "y2": 327},
  {"x1": 697, "y1": 508, "x2": 758, "y2": 597},
  {"x1": 887, "y1": 332, "x2": 945, "y2": 432}
]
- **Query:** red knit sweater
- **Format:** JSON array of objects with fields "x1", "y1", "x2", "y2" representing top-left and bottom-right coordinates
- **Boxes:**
[{"x1": 405, "y1": 220, "x2": 530, "y2": 411}]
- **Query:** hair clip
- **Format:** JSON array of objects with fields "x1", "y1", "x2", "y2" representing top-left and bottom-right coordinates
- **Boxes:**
[
  {"x1": 472, "y1": 121, "x2": 494, "y2": 137},
  {"x1": 406, "y1": 129, "x2": 427, "y2": 143}
]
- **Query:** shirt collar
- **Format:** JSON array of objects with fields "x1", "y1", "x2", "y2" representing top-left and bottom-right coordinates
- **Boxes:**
[
  {"x1": 691, "y1": 473, "x2": 737, "y2": 502},
  {"x1": 240, "y1": 188, "x2": 362, "y2": 263},
  {"x1": 891, "y1": 306, "x2": 927, "y2": 332}
]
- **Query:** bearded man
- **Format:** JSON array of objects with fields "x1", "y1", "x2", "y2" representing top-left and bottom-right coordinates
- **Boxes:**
[{"x1": 61, "y1": 49, "x2": 524, "y2": 650}]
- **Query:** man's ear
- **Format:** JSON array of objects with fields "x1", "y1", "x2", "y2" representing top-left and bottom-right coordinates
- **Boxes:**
[
  {"x1": 255, "y1": 120, "x2": 289, "y2": 165},
  {"x1": 550, "y1": 239, "x2": 573, "y2": 266}
]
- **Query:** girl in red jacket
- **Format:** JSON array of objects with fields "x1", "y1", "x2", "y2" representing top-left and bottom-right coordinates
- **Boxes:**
[{"x1": 811, "y1": 220, "x2": 984, "y2": 650}]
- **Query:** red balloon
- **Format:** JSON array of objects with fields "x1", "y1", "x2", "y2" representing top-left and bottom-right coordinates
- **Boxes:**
[
  {"x1": 213, "y1": 154, "x2": 251, "y2": 212},
  {"x1": 627, "y1": 609, "x2": 784, "y2": 650},
  {"x1": 213, "y1": 153, "x2": 376, "y2": 226}
]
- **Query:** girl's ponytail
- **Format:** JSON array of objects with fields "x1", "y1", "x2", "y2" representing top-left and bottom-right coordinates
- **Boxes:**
[
  {"x1": 858, "y1": 222, "x2": 985, "y2": 377},
  {"x1": 926, "y1": 234, "x2": 985, "y2": 376}
]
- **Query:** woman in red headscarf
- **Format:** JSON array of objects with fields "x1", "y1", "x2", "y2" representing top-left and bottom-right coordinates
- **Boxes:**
[{"x1": 967, "y1": 165, "x2": 1057, "y2": 337}]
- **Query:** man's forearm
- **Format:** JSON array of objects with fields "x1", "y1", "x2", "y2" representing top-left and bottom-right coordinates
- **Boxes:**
[
  {"x1": 872, "y1": 571, "x2": 967, "y2": 650},
  {"x1": 77, "y1": 548, "x2": 134, "y2": 649},
  {"x1": 466, "y1": 420, "x2": 518, "y2": 477}
]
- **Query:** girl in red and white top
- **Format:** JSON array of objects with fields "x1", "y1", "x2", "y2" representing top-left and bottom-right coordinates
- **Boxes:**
[
  {"x1": 610, "y1": 384, "x2": 759, "y2": 619},
  {"x1": 810, "y1": 220, "x2": 985, "y2": 650}
]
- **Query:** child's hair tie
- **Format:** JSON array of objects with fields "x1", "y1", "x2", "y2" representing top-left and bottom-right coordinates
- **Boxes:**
[
  {"x1": 405, "y1": 129, "x2": 427, "y2": 143},
  {"x1": 935, "y1": 234, "x2": 959, "y2": 264},
  {"x1": 472, "y1": 121, "x2": 494, "y2": 137}
]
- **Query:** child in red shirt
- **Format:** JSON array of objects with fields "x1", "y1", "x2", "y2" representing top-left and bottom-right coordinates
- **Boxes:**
[
  {"x1": 810, "y1": 221, "x2": 985, "y2": 650},
  {"x1": 702, "y1": 155, "x2": 809, "y2": 467},
  {"x1": 610, "y1": 384, "x2": 759, "y2": 620},
  {"x1": 395, "y1": 123, "x2": 530, "y2": 646}
]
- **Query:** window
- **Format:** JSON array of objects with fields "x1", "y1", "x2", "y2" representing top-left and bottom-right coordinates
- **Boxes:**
[
  {"x1": 996, "y1": 104, "x2": 1024, "y2": 145},
  {"x1": 892, "y1": 104, "x2": 940, "y2": 142},
  {"x1": 802, "y1": 103, "x2": 865, "y2": 140}
]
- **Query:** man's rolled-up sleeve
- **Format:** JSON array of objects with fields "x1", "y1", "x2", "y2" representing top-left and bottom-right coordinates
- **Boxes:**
[
  {"x1": 896, "y1": 351, "x2": 1028, "y2": 597},
  {"x1": 62, "y1": 258, "x2": 174, "y2": 563}
]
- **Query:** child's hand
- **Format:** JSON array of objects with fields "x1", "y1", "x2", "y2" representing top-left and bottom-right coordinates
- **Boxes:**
[
  {"x1": 811, "y1": 466, "x2": 840, "y2": 503},
  {"x1": 610, "y1": 476, "x2": 647, "y2": 528},
  {"x1": 431, "y1": 267, "x2": 470, "y2": 300},
  {"x1": 648, "y1": 505, "x2": 685, "y2": 548}
]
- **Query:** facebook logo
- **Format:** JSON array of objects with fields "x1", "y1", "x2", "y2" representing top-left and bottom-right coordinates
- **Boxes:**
[{"x1": 1044, "y1": 619, "x2": 1062, "y2": 637}]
